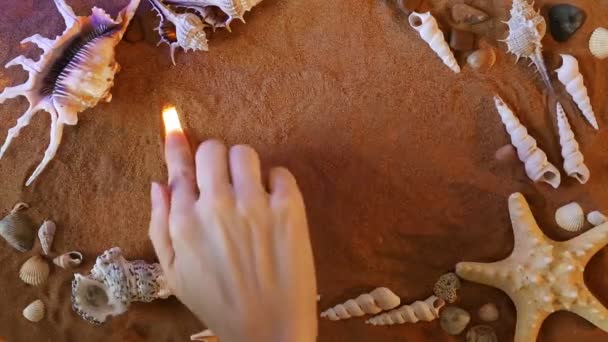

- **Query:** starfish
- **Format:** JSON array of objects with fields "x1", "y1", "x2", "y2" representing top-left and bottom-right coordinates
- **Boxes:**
[{"x1": 456, "y1": 193, "x2": 608, "y2": 342}]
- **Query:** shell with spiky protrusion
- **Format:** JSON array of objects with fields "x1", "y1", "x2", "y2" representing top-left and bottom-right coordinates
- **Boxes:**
[
  {"x1": 555, "y1": 102, "x2": 590, "y2": 184},
  {"x1": 149, "y1": 0, "x2": 209, "y2": 65},
  {"x1": 164, "y1": 0, "x2": 263, "y2": 31}
]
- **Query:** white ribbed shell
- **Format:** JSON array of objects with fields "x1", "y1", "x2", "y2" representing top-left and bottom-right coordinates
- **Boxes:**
[
  {"x1": 589, "y1": 27, "x2": 608, "y2": 59},
  {"x1": 23, "y1": 300, "x2": 45, "y2": 322},
  {"x1": 555, "y1": 202, "x2": 585, "y2": 232},
  {"x1": 19, "y1": 255, "x2": 50, "y2": 286}
]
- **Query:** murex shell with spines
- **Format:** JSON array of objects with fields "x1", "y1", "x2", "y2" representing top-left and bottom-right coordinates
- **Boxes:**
[
  {"x1": 164, "y1": 0, "x2": 263, "y2": 30},
  {"x1": 0, "y1": 0, "x2": 140, "y2": 186}
]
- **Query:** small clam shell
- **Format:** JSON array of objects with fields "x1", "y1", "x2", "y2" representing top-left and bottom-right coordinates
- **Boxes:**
[
  {"x1": 38, "y1": 220, "x2": 56, "y2": 255},
  {"x1": 589, "y1": 27, "x2": 608, "y2": 59},
  {"x1": 440, "y1": 306, "x2": 471, "y2": 335},
  {"x1": 53, "y1": 251, "x2": 83, "y2": 269},
  {"x1": 466, "y1": 325, "x2": 497, "y2": 342},
  {"x1": 0, "y1": 203, "x2": 35, "y2": 252},
  {"x1": 555, "y1": 202, "x2": 585, "y2": 232},
  {"x1": 23, "y1": 299, "x2": 45, "y2": 322},
  {"x1": 467, "y1": 48, "x2": 496, "y2": 71},
  {"x1": 587, "y1": 211, "x2": 608, "y2": 226},
  {"x1": 478, "y1": 303, "x2": 499, "y2": 322},
  {"x1": 19, "y1": 255, "x2": 50, "y2": 286},
  {"x1": 433, "y1": 272, "x2": 461, "y2": 303}
]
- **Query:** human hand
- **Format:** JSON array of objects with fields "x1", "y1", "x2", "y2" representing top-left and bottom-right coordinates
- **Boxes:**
[{"x1": 149, "y1": 132, "x2": 317, "y2": 342}]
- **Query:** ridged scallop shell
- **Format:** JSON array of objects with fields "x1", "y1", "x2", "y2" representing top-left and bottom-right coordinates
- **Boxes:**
[
  {"x1": 19, "y1": 255, "x2": 50, "y2": 286},
  {"x1": 440, "y1": 306, "x2": 471, "y2": 335},
  {"x1": 38, "y1": 220, "x2": 56, "y2": 256},
  {"x1": 555, "y1": 202, "x2": 585, "y2": 232},
  {"x1": 589, "y1": 27, "x2": 608, "y2": 59},
  {"x1": 0, "y1": 203, "x2": 35, "y2": 252},
  {"x1": 587, "y1": 211, "x2": 607, "y2": 226},
  {"x1": 23, "y1": 300, "x2": 45, "y2": 322},
  {"x1": 54, "y1": 251, "x2": 84, "y2": 269},
  {"x1": 0, "y1": 0, "x2": 140, "y2": 186}
]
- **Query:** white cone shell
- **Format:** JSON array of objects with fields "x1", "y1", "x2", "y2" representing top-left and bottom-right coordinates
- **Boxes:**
[
  {"x1": 493, "y1": 95, "x2": 561, "y2": 188},
  {"x1": 556, "y1": 103, "x2": 590, "y2": 184},
  {"x1": 365, "y1": 295, "x2": 444, "y2": 326},
  {"x1": 555, "y1": 202, "x2": 585, "y2": 232},
  {"x1": 408, "y1": 12, "x2": 460, "y2": 73},
  {"x1": 23, "y1": 299, "x2": 45, "y2": 322},
  {"x1": 320, "y1": 287, "x2": 401, "y2": 320},
  {"x1": 37, "y1": 220, "x2": 56, "y2": 255},
  {"x1": 19, "y1": 255, "x2": 50, "y2": 286},
  {"x1": 589, "y1": 27, "x2": 608, "y2": 59},
  {"x1": 555, "y1": 54, "x2": 598, "y2": 130},
  {"x1": 587, "y1": 211, "x2": 608, "y2": 226}
]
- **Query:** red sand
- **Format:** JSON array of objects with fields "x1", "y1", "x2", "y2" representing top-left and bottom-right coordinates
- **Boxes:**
[{"x1": 0, "y1": 0, "x2": 607, "y2": 341}]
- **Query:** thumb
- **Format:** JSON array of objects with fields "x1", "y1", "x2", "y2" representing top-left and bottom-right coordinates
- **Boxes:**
[{"x1": 149, "y1": 182, "x2": 174, "y2": 272}]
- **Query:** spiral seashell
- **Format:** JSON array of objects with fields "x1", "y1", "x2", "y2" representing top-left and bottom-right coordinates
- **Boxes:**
[
  {"x1": 494, "y1": 95, "x2": 561, "y2": 188},
  {"x1": 433, "y1": 272, "x2": 461, "y2": 303},
  {"x1": 23, "y1": 300, "x2": 45, "y2": 322},
  {"x1": 165, "y1": 0, "x2": 262, "y2": 30},
  {"x1": 587, "y1": 211, "x2": 607, "y2": 226},
  {"x1": 408, "y1": 12, "x2": 460, "y2": 73},
  {"x1": 0, "y1": 202, "x2": 35, "y2": 252},
  {"x1": 38, "y1": 220, "x2": 56, "y2": 256},
  {"x1": 555, "y1": 202, "x2": 585, "y2": 232},
  {"x1": 478, "y1": 303, "x2": 499, "y2": 322},
  {"x1": 589, "y1": 27, "x2": 608, "y2": 59},
  {"x1": 466, "y1": 325, "x2": 498, "y2": 342},
  {"x1": 320, "y1": 287, "x2": 400, "y2": 320},
  {"x1": 555, "y1": 54, "x2": 598, "y2": 130},
  {"x1": 54, "y1": 251, "x2": 84, "y2": 269},
  {"x1": 19, "y1": 255, "x2": 50, "y2": 286},
  {"x1": 365, "y1": 295, "x2": 445, "y2": 326},
  {"x1": 555, "y1": 102, "x2": 590, "y2": 184},
  {"x1": 440, "y1": 306, "x2": 471, "y2": 335}
]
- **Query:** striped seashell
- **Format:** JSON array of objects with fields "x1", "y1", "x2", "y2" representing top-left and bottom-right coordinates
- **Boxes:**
[
  {"x1": 366, "y1": 295, "x2": 445, "y2": 326},
  {"x1": 589, "y1": 27, "x2": 608, "y2": 59},
  {"x1": 408, "y1": 12, "x2": 460, "y2": 73},
  {"x1": 555, "y1": 54, "x2": 598, "y2": 130},
  {"x1": 0, "y1": 203, "x2": 35, "y2": 252},
  {"x1": 38, "y1": 220, "x2": 56, "y2": 256},
  {"x1": 53, "y1": 251, "x2": 83, "y2": 269},
  {"x1": 19, "y1": 255, "x2": 50, "y2": 286},
  {"x1": 555, "y1": 202, "x2": 585, "y2": 232},
  {"x1": 587, "y1": 211, "x2": 608, "y2": 226},
  {"x1": 23, "y1": 300, "x2": 45, "y2": 322},
  {"x1": 321, "y1": 287, "x2": 401, "y2": 321}
]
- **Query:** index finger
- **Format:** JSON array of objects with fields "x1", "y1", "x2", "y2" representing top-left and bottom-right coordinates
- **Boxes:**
[{"x1": 163, "y1": 108, "x2": 197, "y2": 206}]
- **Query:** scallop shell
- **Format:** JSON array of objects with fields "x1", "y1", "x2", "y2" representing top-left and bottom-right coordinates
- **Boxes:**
[
  {"x1": 587, "y1": 211, "x2": 607, "y2": 226},
  {"x1": 408, "y1": 12, "x2": 460, "y2": 73},
  {"x1": 478, "y1": 303, "x2": 499, "y2": 322},
  {"x1": 0, "y1": 0, "x2": 140, "y2": 186},
  {"x1": 23, "y1": 300, "x2": 45, "y2": 322},
  {"x1": 440, "y1": 306, "x2": 471, "y2": 335},
  {"x1": 38, "y1": 220, "x2": 56, "y2": 255},
  {"x1": 555, "y1": 202, "x2": 585, "y2": 232},
  {"x1": 467, "y1": 48, "x2": 496, "y2": 71},
  {"x1": 19, "y1": 255, "x2": 50, "y2": 286},
  {"x1": 466, "y1": 325, "x2": 498, "y2": 342},
  {"x1": 0, "y1": 203, "x2": 35, "y2": 252},
  {"x1": 54, "y1": 251, "x2": 84, "y2": 269},
  {"x1": 589, "y1": 27, "x2": 608, "y2": 59}
]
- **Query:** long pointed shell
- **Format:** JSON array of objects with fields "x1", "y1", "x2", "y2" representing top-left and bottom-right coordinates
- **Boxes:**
[
  {"x1": 0, "y1": 203, "x2": 35, "y2": 252},
  {"x1": 589, "y1": 27, "x2": 608, "y2": 59},
  {"x1": 365, "y1": 295, "x2": 445, "y2": 325},
  {"x1": 19, "y1": 255, "x2": 50, "y2": 286},
  {"x1": 587, "y1": 211, "x2": 608, "y2": 226},
  {"x1": 320, "y1": 287, "x2": 400, "y2": 320},
  {"x1": 494, "y1": 95, "x2": 561, "y2": 188},
  {"x1": 54, "y1": 251, "x2": 84, "y2": 269},
  {"x1": 555, "y1": 202, "x2": 585, "y2": 232},
  {"x1": 191, "y1": 329, "x2": 215, "y2": 341},
  {"x1": 556, "y1": 103, "x2": 590, "y2": 184},
  {"x1": 408, "y1": 12, "x2": 460, "y2": 73},
  {"x1": 555, "y1": 54, "x2": 598, "y2": 130},
  {"x1": 23, "y1": 300, "x2": 45, "y2": 322},
  {"x1": 38, "y1": 220, "x2": 56, "y2": 255}
]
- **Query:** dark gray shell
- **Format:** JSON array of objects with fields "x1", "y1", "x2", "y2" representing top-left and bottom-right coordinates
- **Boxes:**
[{"x1": 0, "y1": 210, "x2": 35, "y2": 252}]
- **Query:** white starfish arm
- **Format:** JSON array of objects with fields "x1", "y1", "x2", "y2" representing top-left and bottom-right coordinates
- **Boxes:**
[
  {"x1": 571, "y1": 289, "x2": 608, "y2": 333},
  {"x1": 21, "y1": 34, "x2": 55, "y2": 52},
  {"x1": 5, "y1": 56, "x2": 40, "y2": 73},
  {"x1": 564, "y1": 223, "x2": 608, "y2": 264},
  {"x1": 25, "y1": 110, "x2": 64, "y2": 186},
  {"x1": 53, "y1": 0, "x2": 77, "y2": 27},
  {"x1": 508, "y1": 193, "x2": 548, "y2": 255},
  {"x1": 0, "y1": 105, "x2": 40, "y2": 159},
  {"x1": 513, "y1": 299, "x2": 551, "y2": 342},
  {"x1": 456, "y1": 260, "x2": 511, "y2": 291}
]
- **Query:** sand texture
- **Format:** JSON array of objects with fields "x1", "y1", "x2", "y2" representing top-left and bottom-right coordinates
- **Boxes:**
[{"x1": 0, "y1": 0, "x2": 607, "y2": 341}]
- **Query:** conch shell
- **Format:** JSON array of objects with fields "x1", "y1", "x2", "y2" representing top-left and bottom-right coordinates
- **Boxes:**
[
  {"x1": 149, "y1": 0, "x2": 209, "y2": 65},
  {"x1": 555, "y1": 54, "x2": 598, "y2": 130},
  {"x1": 0, "y1": 0, "x2": 140, "y2": 186},
  {"x1": 555, "y1": 102, "x2": 590, "y2": 184},
  {"x1": 494, "y1": 95, "x2": 561, "y2": 188},
  {"x1": 501, "y1": 0, "x2": 552, "y2": 90},
  {"x1": 23, "y1": 300, "x2": 45, "y2": 323},
  {"x1": 72, "y1": 247, "x2": 172, "y2": 324},
  {"x1": 38, "y1": 220, "x2": 56, "y2": 255},
  {"x1": 54, "y1": 251, "x2": 84, "y2": 269},
  {"x1": 19, "y1": 255, "x2": 50, "y2": 286},
  {"x1": 320, "y1": 287, "x2": 401, "y2": 320},
  {"x1": 589, "y1": 27, "x2": 608, "y2": 59},
  {"x1": 408, "y1": 12, "x2": 460, "y2": 73},
  {"x1": 0, "y1": 202, "x2": 35, "y2": 252},
  {"x1": 365, "y1": 295, "x2": 445, "y2": 325},
  {"x1": 164, "y1": 0, "x2": 263, "y2": 31},
  {"x1": 555, "y1": 202, "x2": 585, "y2": 232}
]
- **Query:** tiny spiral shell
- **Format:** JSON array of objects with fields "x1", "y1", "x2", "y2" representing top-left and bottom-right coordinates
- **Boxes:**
[
  {"x1": 365, "y1": 295, "x2": 445, "y2": 326},
  {"x1": 556, "y1": 103, "x2": 590, "y2": 184},
  {"x1": 494, "y1": 95, "x2": 561, "y2": 188},
  {"x1": 555, "y1": 202, "x2": 585, "y2": 232},
  {"x1": 23, "y1": 299, "x2": 45, "y2": 322},
  {"x1": 408, "y1": 12, "x2": 460, "y2": 73},
  {"x1": 320, "y1": 287, "x2": 401, "y2": 321},
  {"x1": 19, "y1": 255, "x2": 50, "y2": 286},
  {"x1": 555, "y1": 54, "x2": 598, "y2": 130}
]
